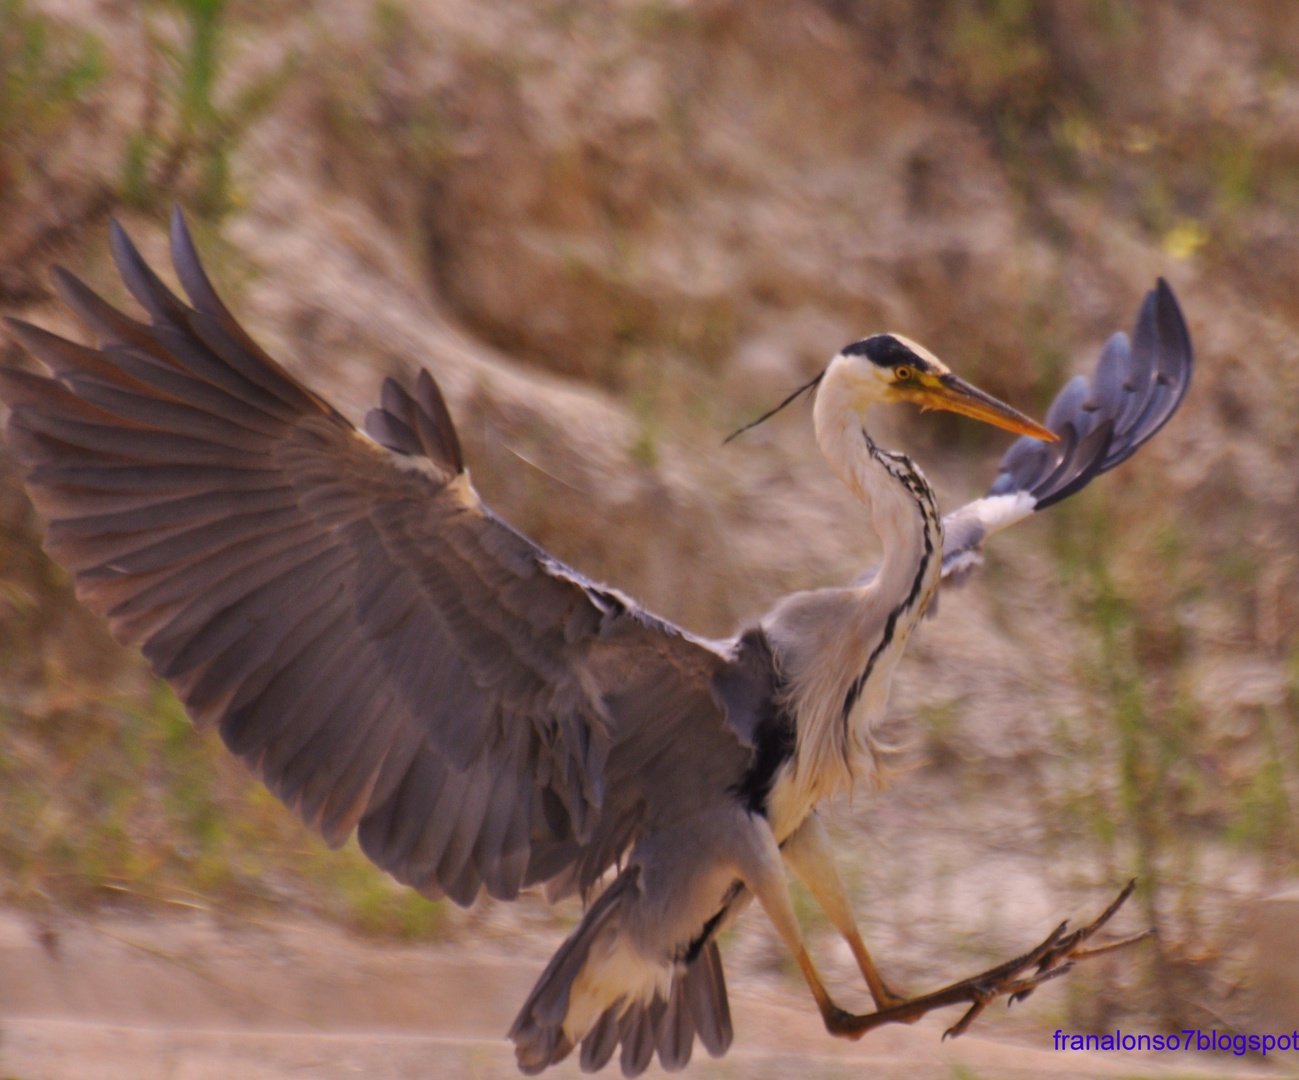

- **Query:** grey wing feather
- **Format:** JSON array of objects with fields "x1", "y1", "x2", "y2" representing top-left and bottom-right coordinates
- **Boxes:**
[
  {"x1": 0, "y1": 210, "x2": 752, "y2": 907},
  {"x1": 932, "y1": 279, "x2": 1193, "y2": 592},
  {"x1": 936, "y1": 502, "x2": 990, "y2": 584},
  {"x1": 989, "y1": 278, "x2": 1192, "y2": 510}
]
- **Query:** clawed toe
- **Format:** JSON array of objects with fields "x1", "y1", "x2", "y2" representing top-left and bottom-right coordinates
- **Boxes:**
[
  {"x1": 819, "y1": 881, "x2": 1149, "y2": 1042},
  {"x1": 942, "y1": 962, "x2": 1075, "y2": 1039}
]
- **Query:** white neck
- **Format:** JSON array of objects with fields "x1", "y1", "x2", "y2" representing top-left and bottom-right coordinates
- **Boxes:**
[
  {"x1": 764, "y1": 361, "x2": 943, "y2": 828},
  {"x1": 812, "y1": 363, "x2": 936, "y2": 605}
]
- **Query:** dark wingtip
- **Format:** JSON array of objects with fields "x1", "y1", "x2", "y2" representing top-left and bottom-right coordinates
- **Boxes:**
[
  {"x1": 49, "y1": 265, "x2": 119, "y2": 333},
  {"x1": 106, "y1": 218, "x2": 134, "y2": 286},
  {"x1": 107, "y1": 215, "x2": 130, "y2": 255},
  {"x1": 49, "y1": 264, "x2": 78, "y2": 296},
  {"x1": 169, "y1": 204, "x2": 194, "y2": 273},
  {"x1": 990, "y1": 279, "x2": 1193, "y2": 510},
  {"x1": 108, "y1": 215, "x2": 189, "y2": 325},
  {"x1": 107, "y1": 217, "x2": 145, "y2": 294},
  {"x1": 1154, "y1": 278, "x2": 1193, "y2": 371},
  {"x1": 169, "y1": 206, "x2": 202, "y2": 288},
  {"x1": 414, "y1": 366, "x2": 465, "y2": 474},
  {"x1": 365, "y1": 370, "x2": 465, "y2": 473},
  {"x1": 168, "y1": 203, "x2": 222, "y2": 316}
]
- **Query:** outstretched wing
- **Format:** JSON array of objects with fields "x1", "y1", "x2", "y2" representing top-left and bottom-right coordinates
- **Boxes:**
[
  {"x1": 0, "y1": 210, "x2": 749, "y2": 905},
  {"x1": 938, "y1": 279, "x2": 1193, "y2": 583}
]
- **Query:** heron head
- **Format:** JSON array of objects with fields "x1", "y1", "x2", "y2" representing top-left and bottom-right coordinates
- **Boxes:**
[
  {"x1": 724, "y1": 332, "x2": 1058, "y2": 444},
  {"x1": 834, "y1": 333, "x2": 1057, "y2": 441}
]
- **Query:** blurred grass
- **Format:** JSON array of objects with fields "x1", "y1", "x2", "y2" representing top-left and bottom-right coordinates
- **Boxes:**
[
  {"x1": 122, "y1": 0, "x2": 297, "y2": 217},
  {"x1": 0, "y1": 0, "x2": 103, "y2": 183},
  {"x1": 0, "y1": 0, "x2": 106, "y2": 300},
  {"x1": 1047, "y1": 474, "x2": 1298, "y2": 1026}
]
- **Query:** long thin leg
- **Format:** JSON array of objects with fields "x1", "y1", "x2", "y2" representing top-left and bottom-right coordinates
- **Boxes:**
[
  {"x1": 824, "y1": 880, "x2": 1152, "y2": 1040},
  {"x1": 781, "y1": 813, "x2": 904, "y2": 1010},
  {"x1": 735, "y1": 812, "x2": 1150, "y2": 1045},
  {"x1": 727, "y1": 809, "x2": 855, "y2": 1033}
]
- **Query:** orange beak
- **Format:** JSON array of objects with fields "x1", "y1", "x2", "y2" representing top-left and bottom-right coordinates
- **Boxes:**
[{"x1": 900, "y1": 373, "x2": 1058, "y2": 441}]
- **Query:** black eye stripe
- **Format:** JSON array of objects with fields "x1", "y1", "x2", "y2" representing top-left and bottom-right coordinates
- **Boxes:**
[{"x1": 841, "y1": 334, "x2": 921, "y2": 369}]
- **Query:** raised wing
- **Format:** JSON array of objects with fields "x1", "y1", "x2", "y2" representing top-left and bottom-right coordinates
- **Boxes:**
[
  {"x1": 939, "y1": 279, "x2": 1193, "y2": 583},
  {"x1": 0, "y1": 210, "x2": 749, "y2": 906}
]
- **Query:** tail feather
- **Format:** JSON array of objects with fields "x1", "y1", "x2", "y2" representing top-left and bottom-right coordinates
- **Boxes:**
[
  {"x1": 685, "y1": 940, "x2": 733, "y2": 1057},
  {"x1": 517, "y1": 1027, "x2": 573, "y2": 1077},
  {"x1": 579, "y1": 999, "x2": 624, "y2": 1072},
  {"x1": 511, "y1": 868, "x2": 733, "y2": 1076},
  {"x1": 618, "y1": 997, "x2": 663, "y2": 1077},
  {"x1": 511, "y1": 870, "x2": 639, "y2": 1070},
  {"x1": 655, "y1": 973, "x2": 695, "y2": 1072}
]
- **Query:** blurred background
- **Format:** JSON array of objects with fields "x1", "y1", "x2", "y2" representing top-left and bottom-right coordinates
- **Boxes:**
[{"x1": 1, "y1": 0, "x2": 1297, "y2": 1077}]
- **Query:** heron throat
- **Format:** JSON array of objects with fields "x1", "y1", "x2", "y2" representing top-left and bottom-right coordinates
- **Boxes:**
[{"x1": 764, "y1": 383, "x2": 944, "y2": 837}]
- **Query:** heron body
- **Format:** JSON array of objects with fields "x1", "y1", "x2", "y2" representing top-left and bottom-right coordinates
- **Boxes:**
[{"x1": 0, "y1": 212, "x2": 1192, "y2": 1075}]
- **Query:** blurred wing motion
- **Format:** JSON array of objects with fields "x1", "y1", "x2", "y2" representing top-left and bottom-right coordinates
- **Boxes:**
[
  {"x1": 937, "y1": 279, "x2": 1193, "y2": 585},
  {"x1": 0, "y1": 209, "x2": 748, "y2": 910}
]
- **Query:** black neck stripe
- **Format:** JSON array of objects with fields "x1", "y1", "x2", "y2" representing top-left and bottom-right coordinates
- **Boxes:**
[{"x1": 841, "y1": 430, "x2": 939, "y2": 724}]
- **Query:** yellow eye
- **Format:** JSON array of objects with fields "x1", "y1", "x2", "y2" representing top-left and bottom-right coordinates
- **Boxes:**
[{"x1": 894, "y1": 366, "x2": 912, "y2": 382}]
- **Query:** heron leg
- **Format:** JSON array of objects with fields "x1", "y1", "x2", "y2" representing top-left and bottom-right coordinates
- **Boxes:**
[
  {"x1": 729, "y1": 811, "x2": 870, "y2": 1038},
  {"x1": 816, "y1": 880, "x2": 1152, "y2": 1040},
  {"x1": 780, "y1": 813, "x2": 905, "y2": 1010}
]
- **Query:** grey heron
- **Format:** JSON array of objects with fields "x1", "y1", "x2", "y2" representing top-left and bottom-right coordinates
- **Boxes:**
[{"x1": 0, "y1": 211, "x2": 1191, "y2": 1075}]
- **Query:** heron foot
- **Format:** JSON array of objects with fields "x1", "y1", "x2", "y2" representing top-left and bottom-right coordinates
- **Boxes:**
[{"x1": 817, "y1": 880, "x2": 1152, "y2": 1041}]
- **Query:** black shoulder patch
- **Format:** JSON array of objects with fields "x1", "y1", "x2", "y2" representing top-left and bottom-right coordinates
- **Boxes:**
[{"x1": 714, "y1": 628, "x2": 796, "y2": 816}]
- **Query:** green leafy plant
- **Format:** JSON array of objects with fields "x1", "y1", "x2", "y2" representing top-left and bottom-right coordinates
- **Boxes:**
[
  {"x1": 122, "y1": 0, "x2": 296, "y2": 217},
  {"x1": 0, "y1": 0, "x2": 104, "y2": 199},
  {"x1": 1047, "y1": 475, "x2": 1298, "y2": 1026}
]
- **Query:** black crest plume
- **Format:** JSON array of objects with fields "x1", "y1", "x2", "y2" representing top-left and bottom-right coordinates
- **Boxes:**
[{"x1": 723, "y1": 371, "x2": 825, "y2": 445}]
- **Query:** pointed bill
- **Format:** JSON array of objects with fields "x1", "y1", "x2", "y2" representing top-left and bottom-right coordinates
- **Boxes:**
[{"x1": 905, "y1": 373, "x2": 1058, "y2": 441}]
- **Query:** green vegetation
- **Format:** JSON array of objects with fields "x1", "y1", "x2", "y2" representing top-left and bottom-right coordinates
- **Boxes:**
[
  {"x1": 122, "y1": 0, "x2": 296, "y2": 217},
  {"x1": 0, "y1": 0, "x2": 104, "y2": 193},
  {"x1": 0, "y1": 0, "x2": 105, "y2": 299},
  {"x1": 313, "y1": 2, "x2": 454, "y2": 228},
  {"x1": 833, "y1": 0, "x2": 1298, "y2": 284},
  {"x1": 1047, "y1": 474, "x2": 1298, "y2": 1024}
]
